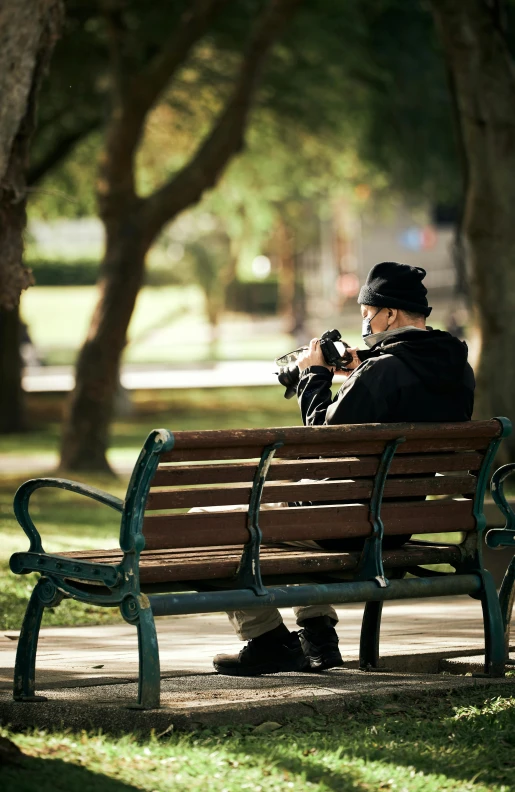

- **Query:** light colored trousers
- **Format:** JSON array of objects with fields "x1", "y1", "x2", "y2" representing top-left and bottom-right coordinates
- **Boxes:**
[{"x1": 190, "y1": 503, "x2": 338, "y2": 640}]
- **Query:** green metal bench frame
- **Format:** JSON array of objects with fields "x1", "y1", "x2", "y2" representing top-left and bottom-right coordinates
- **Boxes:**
[
  {"x1": 486, "y1": 462, "x2": 515, "y2": 663},
  {"x1": 9, "y1": 419, "x2": 512, "y2": 709}
]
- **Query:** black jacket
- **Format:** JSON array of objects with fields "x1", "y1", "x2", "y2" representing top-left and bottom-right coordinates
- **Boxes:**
[
  {"x1": 298, "y1": 328, "x2": 475, "y2": 426},
  {"x1": 296, "y1": 328, "x2": 475, "y2": 551}
]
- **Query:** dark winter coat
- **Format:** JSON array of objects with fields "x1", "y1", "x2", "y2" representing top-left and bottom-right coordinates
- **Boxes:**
[
  {"x1": 298, "y1": 328, "x2": 475, "y2": 426},
  {"x1": 296, "y1": 328, "x2": 475, "y2": 551}
]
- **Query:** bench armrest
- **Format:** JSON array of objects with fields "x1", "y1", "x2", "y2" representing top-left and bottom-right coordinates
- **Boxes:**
[
  {"x1": 13, "y1": 478, "x2": 124, "y2": 554},
  {"x1": 486, "y1": 464, "x2": 515, "y2": 548}
]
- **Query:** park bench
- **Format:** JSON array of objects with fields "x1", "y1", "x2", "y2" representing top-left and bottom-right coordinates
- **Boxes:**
[
  {"x1": 485, "y1": 461, "x2": 515, "y2": 666},
  {"x1": 9, "y1": 418, "x2": 512, "y2": 709}
]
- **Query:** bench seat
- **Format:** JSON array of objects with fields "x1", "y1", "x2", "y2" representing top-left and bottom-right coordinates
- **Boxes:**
[{"x1": 60, "y1": 541, "x2": 463, "y2": 586}]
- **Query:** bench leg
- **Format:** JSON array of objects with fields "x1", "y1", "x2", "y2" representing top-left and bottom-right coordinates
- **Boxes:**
[
  {"x1": 499, "y1": 555, "x2": 515, "y2": 662},
  {"x1": 121, "y1": 594, "x2": 161, "y2": 709},
  {"x1": 479, "y1": 570, "x2": 505, "y2": 677},
  {"x1": 359, "y1": 601, "x2": 383, "y2": 670},
  {"x1": 14, "y1": 577, "x2": 62, "y2": 701}
]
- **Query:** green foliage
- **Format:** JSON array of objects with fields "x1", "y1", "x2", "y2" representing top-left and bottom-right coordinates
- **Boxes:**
[
  {"x1": 28, "y1": 134, "x2": 100, "y2": 219},
  {"x1": 30, "y1": 0, "x2": 461, "y2": 225},
  {"x1": 198, "y1": 111, "x2": 364, "y2": 271},
  {"x1": 3, "y1": 689, "x2": 515, "y2": 791},
  {"x1": 332, "y1": 0, "x2": 461, "y2": 204},
  {"x1": 26, "y1": 259, "x2": 190, "y2": 287},
  {"x1": 186, "y1": 235, "x2": 231, "y2": 329},
  {"x1": 25, "y1": 0, "x2": 462, "y2": 339},
  {"x1": 28, "y1": 260, "x2": 100, "y2": 286},
  {"x1": 225, "y1": 280, "x2": 279, "y2": 314}
]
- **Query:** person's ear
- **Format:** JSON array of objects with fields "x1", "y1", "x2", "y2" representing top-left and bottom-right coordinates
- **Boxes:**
[{"x1": 387, "y1": 308, "x2": 397, "y2": 327}]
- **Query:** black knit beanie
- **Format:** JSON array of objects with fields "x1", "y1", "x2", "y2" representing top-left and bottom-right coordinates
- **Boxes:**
[{"x1": 357, "y1": 261, "x2": 432, "y2": 317}]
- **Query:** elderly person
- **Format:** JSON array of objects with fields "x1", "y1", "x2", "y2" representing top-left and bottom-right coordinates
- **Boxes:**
[{"x1": 213, "y1": 262, "x2": 475, "y2": 676}]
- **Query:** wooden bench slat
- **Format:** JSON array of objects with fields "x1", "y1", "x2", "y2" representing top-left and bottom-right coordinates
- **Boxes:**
[
  {"x1": 145, "y1": 475, "x2": 476, "y2": 511},
  {"x1": 142, "y1": 499, "x2": 474, "y2": 550},
  {"x1": 138, "y1": 544, "x2": 462, "y2": 584},
  {"x1": 152, "y1": 452, "x2": 484, "y2": 487},
  {"x1": 160, "y1": 420, "x2": 501, "y2": 460},
  {"x1": 59, "y1": 542, "x2": 463, "y2": 585},
  {"x1": 162, "y1": 437, "x2": 492, "y2": 462}
]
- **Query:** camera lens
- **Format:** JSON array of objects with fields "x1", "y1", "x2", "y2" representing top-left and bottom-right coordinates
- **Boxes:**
[
  {"x1": 277, "y1": 366, "x2": 300, "y2": 399},
  {"x1": 275, "y1": 347, "x2": 307, "y2": 368}
]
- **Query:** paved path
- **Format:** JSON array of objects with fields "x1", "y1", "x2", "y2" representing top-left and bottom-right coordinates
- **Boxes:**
[
  {"x1": 2, "y1": 596, "x2": 510, "y2": 690},
  {"x1": 3, "y1": 671, "x2": 514, "y2": 734},
  {"x1": 22, "y1": 361, "x2": 351, "y2": 393},
  {"x1": 2, "y1": 596, "x2": 514, "y2": 730},
  {"x1": 23, "y1": 361, "x2": 285, "y2": 393}
]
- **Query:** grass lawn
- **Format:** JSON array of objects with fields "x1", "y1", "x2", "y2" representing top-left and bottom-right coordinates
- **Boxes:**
[
  {"x1": 0, "y1": 386, "x2": 300, "y2": 462},
  {"x1": 20, "y1": 285, "x2": 305, "y2": 365},
  {"x1": 2, "y1": 687, "x2": 515, "y2": 791},
  {"x1": 21, "y1": 284, "x2": 206, "y2": 365}
]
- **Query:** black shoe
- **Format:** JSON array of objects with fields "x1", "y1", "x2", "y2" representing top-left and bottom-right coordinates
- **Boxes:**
[
  {"x1": 213, "y1": 624, "x2": 309, "y2": 676},
  {"x1": 298, "y1": 616, "x2": 344, "y2": 671}
]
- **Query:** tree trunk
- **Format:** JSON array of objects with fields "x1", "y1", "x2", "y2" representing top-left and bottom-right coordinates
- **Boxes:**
[
  {"x1": 59, "y1": 0, "x2": 301, "y2": 473},
  {"x1": 468, "y1": 212, "x2": 515, "y2": 464},
  {"x1": 0, "y1": 0, "x2": 62, "y2": 309},
  {"x1": 0, "y1": 0, "x2": 62, "y2": 435},
  {"x1": 0, "y1": 305, "x2": 26, "y2": 433},
  {"x1": 59, "y1": 212, "x2": 147, "y2": 473},
  {"x1": 430, "y1": 0, "x2": 515, "y2": 462}
]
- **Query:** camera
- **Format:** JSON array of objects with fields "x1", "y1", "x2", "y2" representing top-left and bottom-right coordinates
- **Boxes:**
[{"x1": 275, "y1": 329, "x2": 353, "y2": 399}]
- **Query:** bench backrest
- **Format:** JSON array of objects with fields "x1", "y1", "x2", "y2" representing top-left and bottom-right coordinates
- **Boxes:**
[{"x1": 138, "y1": 420, "x2": 507, "y2": 553}]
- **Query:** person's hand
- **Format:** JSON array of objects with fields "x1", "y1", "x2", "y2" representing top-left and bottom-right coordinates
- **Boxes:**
[
  {"x1": 345, "y1": 347, "x2": 361, "y2": 369},
  {"x1": 339, "y1": 347, "x2": 361, "y2": 378},
  {"x1": 296, "y1": 338, "x2": 334, "y2": 372}
]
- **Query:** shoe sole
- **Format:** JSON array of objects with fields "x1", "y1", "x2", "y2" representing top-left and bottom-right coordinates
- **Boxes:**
[{"x1": 307, "y1": 652, "x2": 344, "y2": 672}]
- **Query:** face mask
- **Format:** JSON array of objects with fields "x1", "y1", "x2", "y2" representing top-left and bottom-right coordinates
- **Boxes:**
[
  {"x1": 363, "y1": 323, "x2": 426, "y2": 349},
  {"x1": 361, "y1": 308, "x2": 384, "y2": 347},
  {"x1": 362, "y1": 327, "x2": 394, "y2": 349}
]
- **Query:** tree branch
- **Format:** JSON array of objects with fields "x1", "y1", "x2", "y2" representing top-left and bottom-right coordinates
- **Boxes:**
[
  {"x1": 28, "y1": 117, "x2": 101, "y2": 185},
  {"x1": 142, "y1": 0, "x2": 302, "y2": 243},
  {"x1": 101, "y1": 0, "x2": 130, "y2": 99},
  {"x1": 99, "y1": 0, "x2": 230, "y2": 209},
  {"x1": 133, "y1": 0, "x2": 232, "y2": 115}
]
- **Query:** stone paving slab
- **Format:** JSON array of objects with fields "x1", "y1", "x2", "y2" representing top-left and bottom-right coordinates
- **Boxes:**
[{"x1": 0, "y1": 596, "x2": 499, "y2": 690}]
